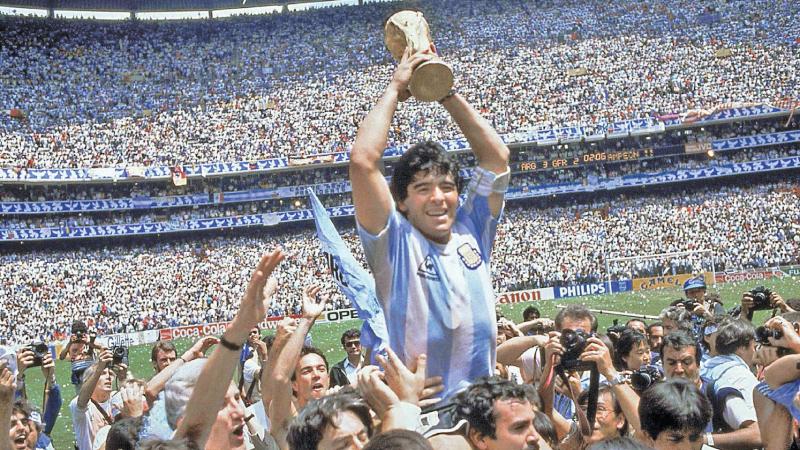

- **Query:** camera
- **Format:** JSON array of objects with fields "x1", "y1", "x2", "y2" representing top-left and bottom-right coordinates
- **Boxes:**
[
  {"x1": 25, "y1": 342, "x2": 49, "y2": 368},
  {"x1": 678, "y1": 300, "x2": 698, "y2": 311},
  {"x1": 749, "y1": 286, "x2": 773, "y2": 311},
  {"x1": 558, "y1": 329, "x2": 595, "y2": 371},
  {"x1": 606, "y1": 319, "x2": 627, "y2": 335},
  {"x1": 755, "y1": 326, "x2": 783, "y2": 345},
  {"x1": 629, "y1": 364, "x2": 664, "y2": 392},
  {"x1": 112, "y1": 346, "x2": 128, "y2": 366}
]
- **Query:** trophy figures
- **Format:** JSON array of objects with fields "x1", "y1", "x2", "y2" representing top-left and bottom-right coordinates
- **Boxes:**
[{"x1": 384, "y1": 11, "x2": 454, "y2": 102}]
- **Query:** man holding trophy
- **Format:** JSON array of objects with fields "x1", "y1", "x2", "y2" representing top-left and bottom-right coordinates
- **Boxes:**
[{"x1": 350, "y1": 10, "x2": 510, "y2": 447}]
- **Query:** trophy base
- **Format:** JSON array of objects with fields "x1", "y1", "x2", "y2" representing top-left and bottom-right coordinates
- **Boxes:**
[{"x1": 409, "y1": 61, "x2": 454, "y2": 102}]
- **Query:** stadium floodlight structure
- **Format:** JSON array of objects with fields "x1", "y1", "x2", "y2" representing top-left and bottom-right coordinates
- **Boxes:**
[{"x1": 605, "y1": 248, "x2": 717, "y2": 293}]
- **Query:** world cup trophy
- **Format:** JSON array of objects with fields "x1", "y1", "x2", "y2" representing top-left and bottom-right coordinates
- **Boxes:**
[{"x1": 384, "y1": 11, "x2": 454, "y2": 102}]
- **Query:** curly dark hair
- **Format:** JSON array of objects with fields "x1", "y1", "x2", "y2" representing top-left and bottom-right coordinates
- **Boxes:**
[
  {"x1": 287, "y1": 388, "x2": 373, "y2": 450},
  {"x1": 390, "y1": 141, "x2": 463, "y2": 206},
  {"x1": 454, "y1": 376, "x2": 539, "y2": 439}
]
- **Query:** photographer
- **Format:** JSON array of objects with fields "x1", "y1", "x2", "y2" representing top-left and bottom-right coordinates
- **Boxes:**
[
  {"x1": 698, "y1": 319, "x2": 761, "y2": 449},
  {"x1": 14, "y1": 346, "x2": 61, "y2": 447},
  {"x1": 681, "y1": 277, "x2": 725, "y2": 319},
  {"x1": 539, "y1": 325, "x2": 641, "y2": 445},
  {"x1": 59, "y1": 321, "x2": 103, "y2": 391},
  {"x1": 754, "y1": 315, "x2": 800, "y2": 449},
  {"x1": 69, "y1": 348, "x2": 117, "y2": 450},
  {"x1": 739, "y1": 287, "x2": 795, "y2": 322}
]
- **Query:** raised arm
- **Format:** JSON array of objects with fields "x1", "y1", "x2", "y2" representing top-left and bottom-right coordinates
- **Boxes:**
[
  {"x1": 76, "y1": 349, "x2": 113, "y2": 409},
  {"x1": 174, "y1": 250, "x2": 283, "y2": 448},
  {"x1": 268, "y1": 286, "x2": 326, "y2": 449},
  {"x1": 440, "y1": 93, "x2": 510, "y2": 217},
  {"x1": 496, "y1": 335, "x2": 547, "y2": 368},
  {"x1": 350, "y1": 49, "x2": 435, "y2": 234}
]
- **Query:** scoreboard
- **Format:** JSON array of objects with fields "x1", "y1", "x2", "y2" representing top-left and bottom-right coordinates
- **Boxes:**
[{"x1": 516, "y1": 145, "x2": 685, "y2": 172}]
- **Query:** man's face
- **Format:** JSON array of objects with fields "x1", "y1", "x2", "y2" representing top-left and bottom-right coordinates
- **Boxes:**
[
  {"x1": 650, "y1": 428, "x2": 704, "y2": 450},
  {"x1": 558, "y1": 316, "x2": 593, "y2": 333},
  {"x1": 583, "y1": 391, "x2": 625, "y2": 445},
  {"x1": 206, "y1": 384, "x2": 247, "y2": 450},
  {"x1": 293, "y1": 353, "x2": 330, "y2": 404},
  {"x1": 153, "y1": 349, "x2": 177, "y2": 373},
  {"x1": 627, "y1": 320, "x2": 647, "y2": 335},
  {"x1": 9, "y1": 411, "x2": 37, "y2": 450},
  {"x1": 343, "y1": 337, "x2": 361, "y2": 359},
  {"x1": 663, "y1": 346, "x2": 700, "y2": 385},
  {"x1": 622, "y1": 341, "x2": 651, "y2": 371},
  {"x1": 93, "y1": 368, "x2": 115, "y2": 397},
  {"x1": 685, "y1": 288, "x2": 705, "y2": 302},
  {"x1": 648, "y1": 326, "x2": 664, "y2": 351},
  {"x1": 475, "y1": 399, "x2": 540, "y2": 450},
  {"x1": 398, "y1": 171, "x2": 459, "y2": 244},
  {"x1": 317, "y1": 411, "x2": 369, "y2": 450},
  {"x1": 662, "y1": 319, "x2": 680, "y2": 335}
]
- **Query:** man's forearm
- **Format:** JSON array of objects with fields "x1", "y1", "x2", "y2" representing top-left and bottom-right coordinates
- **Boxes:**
[
  {"x1": 77, "y1": 363, "x2": 104, "y2": 408},
  {"x1": 764, "y1": 354, "x2": 800, "y2": 388},
  {"x1": 175, "y1": 318, "x2": 250, "y2": 446},
  {"x1": 350, "y1": 87, "x2": 400, "y2": 166},
  {"x1": 496, "y1": 336, "x2": 545, "y2": 367},
  {"x1": 440, "y1": 94, "x2": 509, "y2": 173},
  {"x1": 711, "y1": 422, "x2": 762, "y2": 449}
]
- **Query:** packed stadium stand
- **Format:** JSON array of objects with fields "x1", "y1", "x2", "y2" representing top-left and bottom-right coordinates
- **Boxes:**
[{"x1": 1, "y1": 0, "x2": 799, "y2": 344}]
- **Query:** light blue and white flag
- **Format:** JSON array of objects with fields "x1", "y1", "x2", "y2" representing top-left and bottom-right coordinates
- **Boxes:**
[{"x1": 307, "y1": 188, "x2": 389, "y2": 364}]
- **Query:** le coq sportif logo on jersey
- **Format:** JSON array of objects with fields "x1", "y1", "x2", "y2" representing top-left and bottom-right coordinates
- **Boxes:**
[{"x1": 417, "y1": 255, "x2": 441, "y2": 281}]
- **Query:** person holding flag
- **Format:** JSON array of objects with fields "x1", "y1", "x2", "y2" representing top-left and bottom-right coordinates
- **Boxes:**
[{"x1": 348, "y1": 48, "x2": 510, "y2": 445}]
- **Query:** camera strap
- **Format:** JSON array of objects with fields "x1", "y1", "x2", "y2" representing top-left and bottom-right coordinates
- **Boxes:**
[
  {"x1": 90, "y1": 398, "x2": 114, "y2": 426},
  {"x1": 555, "y1": 365, "x2": 599, "y2": 438}
]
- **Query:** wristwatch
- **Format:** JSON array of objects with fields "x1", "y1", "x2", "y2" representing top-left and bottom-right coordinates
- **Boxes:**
[{"x1": 608, "y1": 373, "x2": 626, "y2": 387}]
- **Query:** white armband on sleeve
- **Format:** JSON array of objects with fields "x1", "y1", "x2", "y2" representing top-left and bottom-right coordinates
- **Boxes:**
[{"x1": 469, "y1": 166, "x2": 511, "y2": 196}]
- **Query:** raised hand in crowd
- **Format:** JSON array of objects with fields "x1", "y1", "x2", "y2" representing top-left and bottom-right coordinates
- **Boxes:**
[
  {"x1": 173, "y1": 249, "x2": 284, "y2": 449},
  {"x1": 267, "y1": 284, "x2": 330, "y2": 450},
  {"x1": 119, "y1": 380, "x2": 146, "y2": 419}
]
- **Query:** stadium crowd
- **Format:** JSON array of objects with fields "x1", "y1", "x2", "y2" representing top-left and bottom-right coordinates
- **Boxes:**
[
  {"x1": 1, "y1": 178, "x2": 797, "y2": 345},
  {"x1": 1, "y1": 0, "x2": 799, "y2": 168}
]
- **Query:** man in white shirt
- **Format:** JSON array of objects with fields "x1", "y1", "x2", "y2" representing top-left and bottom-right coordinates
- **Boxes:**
[{"x1": 69, "y1": 349, "x2": 115, "y2": 450}]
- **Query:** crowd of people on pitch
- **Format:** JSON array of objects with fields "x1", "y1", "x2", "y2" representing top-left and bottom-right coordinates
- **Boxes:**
[
  {"x1": 1, "y1": 0, "x2": 798, "y2": 168},
  {"x1": 3, "y1": 267, "x2": 800, "y2": 449},
  {"x1": 1, "y1": 177, "x2": 798, "y2": 345}
]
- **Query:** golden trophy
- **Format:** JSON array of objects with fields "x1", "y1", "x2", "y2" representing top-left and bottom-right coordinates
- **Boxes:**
[{"x1": 384, "y1": 10, "x2": 454, "y2": 102}]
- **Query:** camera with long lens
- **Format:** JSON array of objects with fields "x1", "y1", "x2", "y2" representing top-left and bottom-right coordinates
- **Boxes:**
[
  {"x1": 558, "y1": 329, "x2": 595, "y2": 371},
  {"x1": 750, "y1": 286, "x2": 774, "y2": 311},
  {"x1": 629, "y1": 364, "x2": 664, "y2": 392},
  {"x1": 112, "y1": 346, "x2": 128, "y2": 366},
  {"x1": 25, "y1": 342, "x2": 49, "y2": 368}
]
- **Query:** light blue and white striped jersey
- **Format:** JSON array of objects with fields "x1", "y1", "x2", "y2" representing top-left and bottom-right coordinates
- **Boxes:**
[{"x1": 358, "y1": 184, "x2": 500, "y2": 402}]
